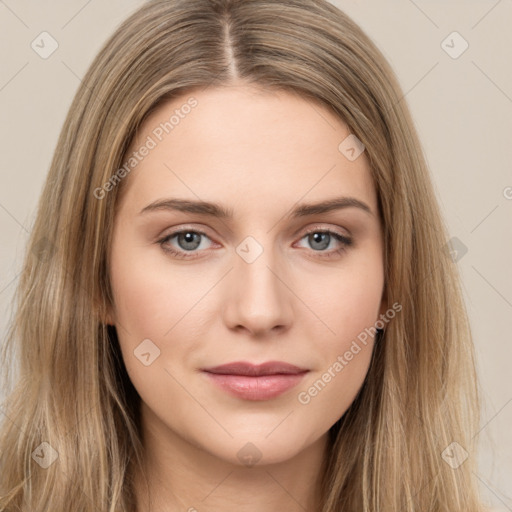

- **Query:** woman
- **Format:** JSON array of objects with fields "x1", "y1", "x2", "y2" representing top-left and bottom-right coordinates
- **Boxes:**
[{"x1": 0, "y1": 0, "x2": 485, "y2": 510}]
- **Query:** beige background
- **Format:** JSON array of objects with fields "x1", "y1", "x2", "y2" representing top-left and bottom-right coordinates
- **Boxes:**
[{"x1": 0, "y1": 1, "x2": 510, "y2": 509}]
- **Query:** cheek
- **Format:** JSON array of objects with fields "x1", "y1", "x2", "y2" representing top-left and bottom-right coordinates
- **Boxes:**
[
  {"x1": 108, "y1": 250, "x2": 196, "y2": 410},
  {"x1": 302, "y1": 248, "x2": 384, "y2": 346},
  {"x1": 295, "y1": 285, "x2": 380, "y2": 427},
  {"x1": 109, "y1": 242, "x2": 201, "y2": 338},
  {"x1": 108, "y1": 243, "x2": 213, "y2": 384},
  {"x1": 293, "y1": 251, "x2": 383, "y2": 413}
]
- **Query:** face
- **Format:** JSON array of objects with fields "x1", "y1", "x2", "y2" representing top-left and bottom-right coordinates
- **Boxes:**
[{"x1": 107, "y1": 83, "x2": 386, "y2": 467}]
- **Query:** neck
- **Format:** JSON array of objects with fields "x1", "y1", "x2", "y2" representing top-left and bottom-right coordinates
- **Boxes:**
[{"x1": 133, "y1": 403, "x2": 329, "y2": 512}]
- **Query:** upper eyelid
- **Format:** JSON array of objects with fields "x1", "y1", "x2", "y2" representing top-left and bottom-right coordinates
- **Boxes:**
[{"x1": 162, "y1": 224, "x2": 351, "y2": 245}]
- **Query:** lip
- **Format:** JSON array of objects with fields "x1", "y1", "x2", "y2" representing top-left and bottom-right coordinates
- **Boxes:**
[
  {"x1": 202, "y1": 361, "x2": 308, "y2": 376},
  {"x1": 201, "y1": 361, "x2": 309, "y2": 401}
]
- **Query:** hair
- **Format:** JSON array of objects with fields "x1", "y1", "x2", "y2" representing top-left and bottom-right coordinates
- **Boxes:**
[{"x1": 0, "y1": 0, "x2": 485, "y2": 510}]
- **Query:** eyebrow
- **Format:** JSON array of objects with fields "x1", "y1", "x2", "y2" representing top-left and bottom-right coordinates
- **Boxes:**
[{"x1": 139, "y1": 196, "x2": 373, "y2": 218}]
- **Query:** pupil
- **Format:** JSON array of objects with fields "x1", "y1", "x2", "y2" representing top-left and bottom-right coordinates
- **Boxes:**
[
  {"x1": 180, "y1": 232, "x2": 200, "y2": 250},
  {"x1": 311, "y1": 232, "x2": 329, "y2": 250}
]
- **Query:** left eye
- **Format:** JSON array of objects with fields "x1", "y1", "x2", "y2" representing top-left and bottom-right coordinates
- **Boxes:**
[
  {"x1": 158, "y1": 228, "x2": 352, "y2": 259},
  {"x1": 296, "y1": 230, "x2": 352, "y2": 253},
  {"x1": 159, "y1": 230, "x2": 213, "y2": 258}
]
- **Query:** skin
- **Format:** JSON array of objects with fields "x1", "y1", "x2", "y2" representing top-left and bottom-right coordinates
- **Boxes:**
[{"x1": 107, "y1": 82, "x2": 386, "y2": 512}]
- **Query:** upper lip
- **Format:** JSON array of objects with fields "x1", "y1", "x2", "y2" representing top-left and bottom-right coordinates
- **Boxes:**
[{"x1": 202, "y1": 361, "x2": 309, "y2": 376}]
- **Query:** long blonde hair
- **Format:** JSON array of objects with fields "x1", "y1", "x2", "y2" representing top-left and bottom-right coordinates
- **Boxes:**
[{"x1": 0, "y1": 0, "x2": 484, "y2": 510}]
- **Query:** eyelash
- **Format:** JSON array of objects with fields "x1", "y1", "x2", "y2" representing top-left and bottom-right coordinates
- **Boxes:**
[{"x1": 157, "y1": 227, "x2": 353, "y2": 260}]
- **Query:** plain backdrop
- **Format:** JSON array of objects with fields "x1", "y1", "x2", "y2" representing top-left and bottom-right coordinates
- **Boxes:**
[{"x1": 0, "y1": 1, "x2": 510, "y2": 510}]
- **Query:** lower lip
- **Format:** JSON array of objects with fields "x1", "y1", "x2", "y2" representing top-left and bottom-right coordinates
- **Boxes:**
[{"x1": 202, "y1": 372, "x2": 308, "y2": 401}]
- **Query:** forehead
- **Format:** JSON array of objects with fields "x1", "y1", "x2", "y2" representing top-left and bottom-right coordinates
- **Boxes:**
[{"x1": 119, "y1": 85, "x2": 378, "y2": 217}]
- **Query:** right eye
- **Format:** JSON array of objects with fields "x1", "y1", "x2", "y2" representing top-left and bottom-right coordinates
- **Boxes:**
[{"x1": 158, "y1": 229, "x2": 216, "y2": 260}]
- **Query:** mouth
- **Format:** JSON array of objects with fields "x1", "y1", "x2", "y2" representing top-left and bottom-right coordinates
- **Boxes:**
[{"x1": 201, "y1": 361, "x2": 309, "y2": 400}]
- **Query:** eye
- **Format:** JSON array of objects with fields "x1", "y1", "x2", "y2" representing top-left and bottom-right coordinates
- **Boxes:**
[
  {"x1": 295, "y1": 228, "x2": 353, "y2": 259},
  {"x1": 157, "y1": 227, "x2": 353, "y2": 260},
  {"x1": 158, "y1": 229, "x2": 214, "y2": 260}
]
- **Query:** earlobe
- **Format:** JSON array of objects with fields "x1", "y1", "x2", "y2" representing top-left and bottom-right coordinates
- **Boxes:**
[
  {"x1": 103, "y1": 312, "x2": 115, "y2": 326},
  {"x1": 102, "y1": 305, "x2": 116, "y2": 326}
]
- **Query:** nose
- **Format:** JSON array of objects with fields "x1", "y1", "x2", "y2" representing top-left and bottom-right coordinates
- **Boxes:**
[{"x1": 223, "y1": 243, "x2": 293, "y2": 337}]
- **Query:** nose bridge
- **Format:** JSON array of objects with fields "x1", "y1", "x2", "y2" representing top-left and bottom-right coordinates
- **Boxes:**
[{"x1": 224, "y1": 234, "x2": 292, "y2": 334}]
